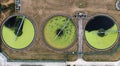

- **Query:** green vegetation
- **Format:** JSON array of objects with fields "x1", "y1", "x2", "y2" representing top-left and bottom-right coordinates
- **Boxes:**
[
  {"x1": 44, "y1": 16, "x2": 76, "y2": 49},
  {"x1": 85, "y1": 25, "x2": 118, "y2": 50},
  {"x1": 8, "y1": 3, "x2": 15, "y2": 14},
  {"x1": 2, "y1": 17, "x2": 35, "y2": 49}
]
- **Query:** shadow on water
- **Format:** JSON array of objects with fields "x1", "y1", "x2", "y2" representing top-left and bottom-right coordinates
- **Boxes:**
[
  {"x1": 4, "y1": 16, "x2": 24, "y2": 36},
  {"x1": 85, "y1": 15, "x2": 114, "y2": 32}
]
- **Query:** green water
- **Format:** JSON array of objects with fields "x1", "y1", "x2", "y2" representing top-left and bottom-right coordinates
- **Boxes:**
[
  {"x1": 44, "y1": 16, "x2": 76, "y2": 49},
  {"x1": 2, "y1": 18, "x2": 35, "y2": 49},
  {"x1": 85, "y1": 25, "x2": 118, "y2": 50}
]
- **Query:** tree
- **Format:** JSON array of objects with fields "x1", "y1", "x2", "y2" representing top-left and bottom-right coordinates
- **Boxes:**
[{"x1": 8, "y1": 3, "x2": 15, "y2": 14}]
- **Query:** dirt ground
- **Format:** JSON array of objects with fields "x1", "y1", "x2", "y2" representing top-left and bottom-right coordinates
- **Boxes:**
[
  {"x1": 0, "y1": 0, "x2": 78, "y2": 61},
  {"x1": 1, "y1": 0, "x2": 120, "y2": 61}
]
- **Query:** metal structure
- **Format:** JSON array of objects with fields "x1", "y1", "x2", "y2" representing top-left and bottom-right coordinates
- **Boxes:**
[
  {"x1": 116, "y1": 0, "x2": 120, "y2": 10},
  {"x1": 15, "y1": 0, "x2": 21, "y2": 13}
]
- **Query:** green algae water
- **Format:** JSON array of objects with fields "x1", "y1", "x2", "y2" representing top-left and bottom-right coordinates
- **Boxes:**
[
  {"x1": 44, "y1": 15, "x2": 76, "y2": 50},
  {"x1": 2, "y1": 15, "x2": 35, "y2": 49},
  {"x1": 85, "y1": 15, "x2": 118, "y2": 50}
]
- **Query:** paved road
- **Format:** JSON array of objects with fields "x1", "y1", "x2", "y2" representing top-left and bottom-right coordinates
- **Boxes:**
[
  {"x1": 78, "y1": 19, "x2": 83, "y2": 59},
  {"x1": 0, "y1": 53, "x2": 7, "y2": 66},
  {"x1": 7, "y1": 62, "x2": 66, "y2": 66},
  {"x1": 66, "y1": 59, "x2": 118, "y2": 66}
]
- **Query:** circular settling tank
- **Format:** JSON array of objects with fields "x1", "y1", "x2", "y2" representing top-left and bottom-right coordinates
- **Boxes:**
[
  {"x1": 85, "y1": 15, "x2": 119, "y2": 50},
  {"x1": 1, "y1": 14, "x2": 35, "y2": 49},
  {"x1": 44, "y1": 15, "x2": 77, "y2": 50}
]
